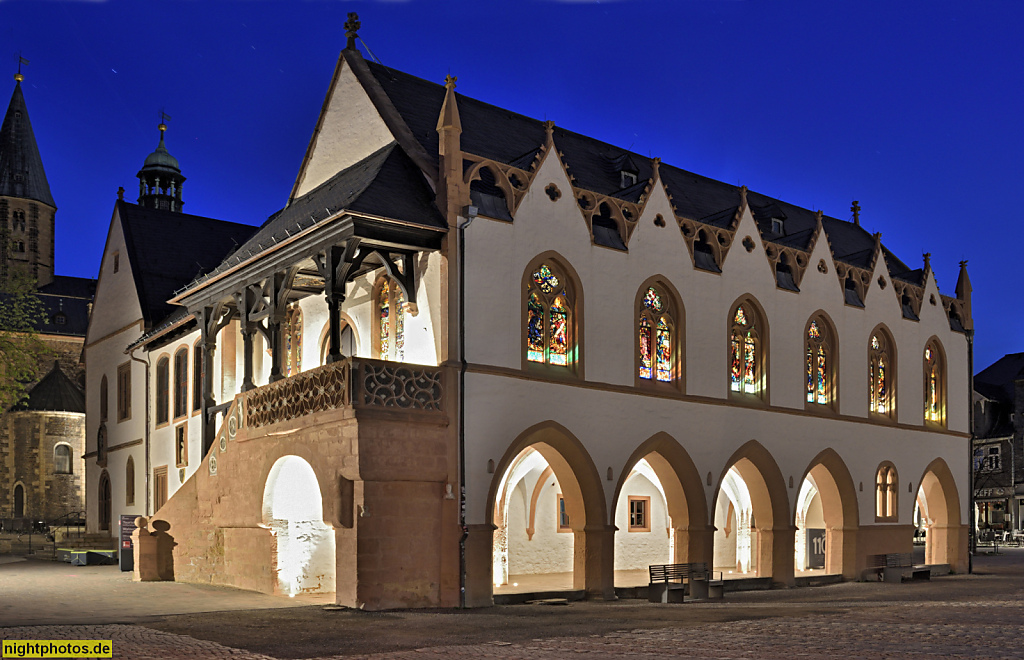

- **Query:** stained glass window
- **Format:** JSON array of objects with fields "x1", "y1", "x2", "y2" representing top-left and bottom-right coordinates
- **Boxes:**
[
  {"x1": 395, "y1": 287, "x2": 405, "y2": 362},
  {"x1": 525, "y1": 262, "x2": 574, "y2": 368},
  {"x1": 869, "y1": 333, "x2": 891, "y2": 416},
  {"x1": 527, "y1": 294, "x2": 544, "y2": 363},
  {"x1": 379, "y1": 280, "x2": 390, "y2": 358},
  {"x1": 805, "y1": 316, "x2": 831, "y2": 405},
  {"x1": 924, "y1": 342, "x2": 943, "y2": 424},
  {"x1": 656, "y1": 318, "x2": 671, "y2": 382},
  {"x1": 639, "y1": 316, "x2": 652, "y2": 379},
  {"x1": 638, "y1": 285, "x2": 675, "y2": 382},
  {"x1": 533, "y1": 265, "x2": 560, "y2": 295},
  {"x1": 643, "y1": 287, "x2": 663, "y2": 312},
  {"x1": 377, "y1": 278, "x2": 407, "y2": 361},
  {"x1": 730, "y1": 303, "x2": 760, "y2": 395}
]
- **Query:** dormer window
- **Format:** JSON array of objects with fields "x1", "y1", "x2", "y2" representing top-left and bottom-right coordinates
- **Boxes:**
[
  {"x1": 620, "y1": 171, "x2": 638, "y2": 188},
  {"x1": 771, "y1": 217, "x2": 784, "y2": 235}
]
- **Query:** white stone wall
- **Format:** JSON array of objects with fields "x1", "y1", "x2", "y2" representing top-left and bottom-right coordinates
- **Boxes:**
[
  {"x1": 505, "y1": 475, "x2": 573, "y2": 577},
  {"x1": 461, "y1": 142, "x2": 970, "y2": 536},
  {"x1": 613, "y1": 474, "x2": 671, "y2": 571}
]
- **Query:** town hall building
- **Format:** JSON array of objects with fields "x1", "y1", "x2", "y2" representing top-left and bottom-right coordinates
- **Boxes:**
[{"x1": 84, "y1": 16, "x2": 971, "y2": 609}]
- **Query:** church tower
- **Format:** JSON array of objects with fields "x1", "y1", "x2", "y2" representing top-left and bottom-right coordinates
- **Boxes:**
[
  {"x1": 0, "y1": 71, "x2": 56, "y2": 287},
  {"x1": 136, "y1": 121, "x2": 185, "y2": 212}
]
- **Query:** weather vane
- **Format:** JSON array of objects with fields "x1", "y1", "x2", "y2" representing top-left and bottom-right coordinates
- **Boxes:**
[
  {"x1": 14, "y1": 53, "x2": 29, "y2": 82},
  {"x1": 159, "y1": 109, "x2": 171, "y2": 132}
]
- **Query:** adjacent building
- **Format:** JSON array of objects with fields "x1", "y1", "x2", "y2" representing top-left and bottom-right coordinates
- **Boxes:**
[
  {"x1": 0, "y1": 73, "x2": 94, "y2": 529},
  {"x1": 973, "y1": 353, "x2": 1024, "y2": 536}
]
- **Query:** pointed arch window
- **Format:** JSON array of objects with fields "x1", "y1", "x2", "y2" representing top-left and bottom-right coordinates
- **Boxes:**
[
  {"x1": 869, "y1": 332, "x2": 894, "y2": 417},
  {"x1": 526, "y1": 262, "x2": 575, "y2": 368},
  {"x1": 375, "y1": 278, "x2": 406, "y2": 361},
  {"x1": 173, "y1": 347, "x2": 188, "y2": 419},
  {"x1": 924, "y1": 341, "x2": 946, "y2": 426},
  {"x1": 805, "y1": 316, "x2": 836, "y2": 407},
  {"x1": 126, "y1": 456, "x2": 136, "y2": 507},
  {"x1": 637, "y1": 285, "x2": 676, "y2": 383},
  {"x1": 155, "y1": 357, "x2": 169, "y2": 425},
  {"x1": 729, "y1": 302, "x2": 763, "y2": 396},
  {"x1": 284, "y1": 304, "x2": 303, "y2": 376},
  {"x1": 875, "y1": 463, "x2": 898, "y2": 521},
  {"x1": 99, "y1": 375, "x2": 108, "y2": 422}
]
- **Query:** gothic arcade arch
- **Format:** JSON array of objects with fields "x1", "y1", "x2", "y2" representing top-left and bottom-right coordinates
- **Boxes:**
[
  {"x1": 487, "y1": 421, "x2": 610, "y2": 597},
  {"x1": 793, "y1": 449, "x2": 859, "y2": 578},
  {"x1": 611, "y1": 433, "x2": 709, "y2": 567},
  {"x1": 711, "y1": 440, "x2": 791, "y2": 583},
  {"x1": 916, "y1": 457, "x2": 964, "y2": 570}
]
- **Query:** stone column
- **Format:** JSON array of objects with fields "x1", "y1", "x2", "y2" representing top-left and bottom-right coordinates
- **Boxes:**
[
  {"x1": 463, "y1": 523, "x2": 496, "y2": 607},
  {"x1": 325, "y1": 291, "x2": 345, "y2": 363},
  {"x1": 574, "y1": 524, "x2": 616, "y2": 600},
  {"x1": 758, "y1": 525, "x2": 796, "y2": 587},
  {"x1": 674, "y1": 524, "x2": 715, "y2": 566}
]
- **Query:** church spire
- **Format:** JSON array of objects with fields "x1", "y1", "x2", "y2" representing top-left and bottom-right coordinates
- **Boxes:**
[
  {"x1": 136, "y1": 113, "x2": 186, "y2": 212},
  {"x1": 0, "y1": 72, "x2": 55, "y2": 207}
]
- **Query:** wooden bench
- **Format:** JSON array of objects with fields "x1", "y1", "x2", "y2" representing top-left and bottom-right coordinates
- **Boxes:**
[
  {"x1": 867, "y1": 553, "x2": 930, "y2": 583},
  {"x1": 648, "y1": 562, "x2": 724, "y2": 602}
]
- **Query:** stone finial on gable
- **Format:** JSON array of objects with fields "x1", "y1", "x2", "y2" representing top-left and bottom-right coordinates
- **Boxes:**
[
  {"x1": 651, "y1": 157, "x2": 661, "y2": 181},
  {"x1": 344, "y1": 12, "x2": 361, "y2": 51},
  {"x1": 851, "y1": 200, "x2": 860, "y2": 226}
]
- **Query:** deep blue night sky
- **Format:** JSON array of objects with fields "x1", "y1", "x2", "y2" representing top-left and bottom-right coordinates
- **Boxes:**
[{"x1": 2, "y1": 1, "x2": 1021, "y2": 370}]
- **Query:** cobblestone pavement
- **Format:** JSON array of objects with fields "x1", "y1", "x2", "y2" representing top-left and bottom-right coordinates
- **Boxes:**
[
  {"x1": 3, "y1": 551, "x2": 1024, "y2": 658},
  {"x1": 4, "y1": 597, "x2": 1024, "y2": 658}
]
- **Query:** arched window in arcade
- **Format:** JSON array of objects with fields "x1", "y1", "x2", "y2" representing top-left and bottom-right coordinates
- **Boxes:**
[
  {"x1": 173, "y1": 347, "x2": 188, "y2": 419},
  {"x1": 924, "y1": 341, "x2": 946, "y2": 427},
  {"x1": 875, "y1": 463, "x2": 898, "y2": 521},
  {"x1": 637, "y1": 284, "x2": 676, "y2": 383},
  {"x1": 525, "y1": 261, "x2": 576, "y2": 369},
  {"x1": 805, "y1": 315, "x2": 836, "y2": 408},
  {"x1": 284, "y1": 304, "x2": 303, "y2": 376},
  {"x1": 155, "y1": 357, "x2": 169, "y2": 425},
  {"x1": 729, "y1": 301, "x2": 764, "y2": 397},
  {"x1": 375, "y1": 279, "x2": 406, "y2": 361},
  {"x1": 869, "y1": 330, "x2": 894, "y2": 418},
  {"x1": 53, "y1": 444, "x2": 72, "y2": 475}
]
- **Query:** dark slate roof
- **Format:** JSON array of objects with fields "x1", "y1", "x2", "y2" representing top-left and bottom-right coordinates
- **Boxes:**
[
  {"x1": 975, "y1": 353, "x2": 1024, "y2": 404},
  {"x1": 0, "y1": 82, "x2": 54, "y2": 207},
  {"x1": 116, "y1": 201, "x2": 258, "y2": 325},
  {"x1": 196, "y1": 142, "x2": 445, "y2": 284},
  {"x1": 13, "y1": 361, "x2": 85, "y2": 413},
  {"x1": 34, "y1": 276, "x2": 95, "y2": 337},
  {"x1": 363, "y1": 55, "x2": 927, "y2": 274}
]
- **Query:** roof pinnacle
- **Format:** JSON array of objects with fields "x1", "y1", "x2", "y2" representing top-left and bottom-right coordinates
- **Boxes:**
[
  {"x1": 851, "y1": 200, "x2": 860, "y2": 226},
  {"x1": 345, "y1": 12, "x2": 361, "y2": 51}
]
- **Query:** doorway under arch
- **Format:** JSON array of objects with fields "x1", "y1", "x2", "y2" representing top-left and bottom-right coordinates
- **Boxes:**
[
  {"x1": 916, "y1": 458, "x2": 965, "y2": 571},
  {"x1": 262, "y1": 455, "x2": 336, "y2": 596},
  {"x1": 712, "y1": 442, "x2": 791, "y2": 584},
  {"x1": 794, "y1": 450, "x2": 859, "y2": 579},
  {"x1": 488, "y1": 422, "x2": 610, "y2": 599}
]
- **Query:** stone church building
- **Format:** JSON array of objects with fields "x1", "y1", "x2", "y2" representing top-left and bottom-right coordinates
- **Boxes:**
[
  {"x1": 0, "y1": 72, "x2": 94, "y2": 530},
  {"x1": 85, "y1": 17, "x2": 971, "y2": 609}
]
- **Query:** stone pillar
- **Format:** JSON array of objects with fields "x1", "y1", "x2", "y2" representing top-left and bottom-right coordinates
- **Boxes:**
[
  {"x1": 674, "y1": 525, "x2": 715, "y2": 566},
  {"x1": 573, "y1": 524, "x2": 616, "y2": 600},
  {"x1": 757, "y1": 525, "x2": 795, "y2": 587},
  {"x1": 826, "y1": 526, "x2": 859, "y2": 580},
  {"x1": 240, "y1": 324, "x2": 255, "y2": 392},
  {"x1": 464, "y1": 523, "x2": 496, "y2": 607}
]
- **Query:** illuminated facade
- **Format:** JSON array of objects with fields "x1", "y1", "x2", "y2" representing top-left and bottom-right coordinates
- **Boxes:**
[{"x1": 87, "y1": 16, "x2": 972, "y2": 609}]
